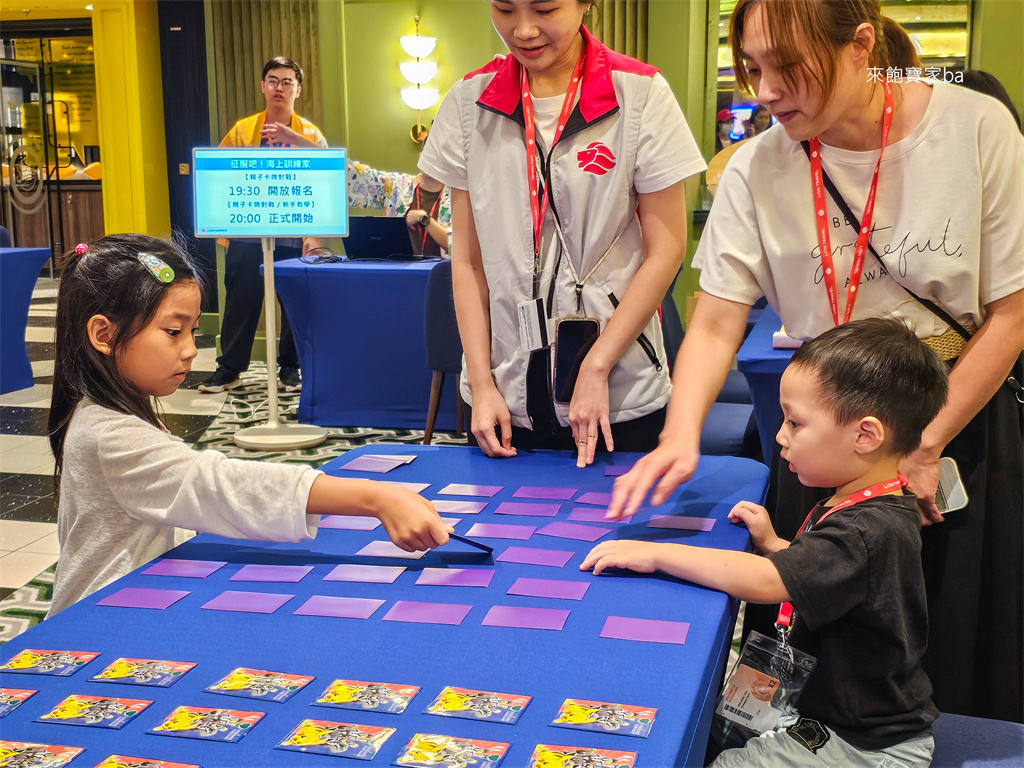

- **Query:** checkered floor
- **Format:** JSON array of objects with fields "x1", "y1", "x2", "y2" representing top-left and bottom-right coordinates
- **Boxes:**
[{"x1": 0, "y1": 273, "x2": 467, "y2": 642}]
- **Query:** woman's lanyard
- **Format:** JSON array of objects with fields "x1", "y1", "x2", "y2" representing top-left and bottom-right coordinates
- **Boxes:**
[
  {"x1": 522, "y1": 49, "x2": 585, "y2": 298},
  {"x1": 775, "y1": 472, "x2": 907, "y2": 640},
  {"x1": 414, "y1": 184, "x2": 441, "y2": 254},
  {"x1": 809, "y1": 79, "x2": 894, "y2": 326}
]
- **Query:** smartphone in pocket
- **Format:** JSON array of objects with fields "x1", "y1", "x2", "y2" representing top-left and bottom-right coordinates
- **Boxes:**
[
  {"x1": 935, "y1": 456, "x2": 968, "y2": 514},
  {"x1": 554, "y1": 318, "x2": 600, "y2": 404}
]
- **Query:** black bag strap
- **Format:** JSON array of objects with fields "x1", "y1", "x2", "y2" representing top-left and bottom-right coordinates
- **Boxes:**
[{"x1": 800, "y1": 140, "x2": 972, "y2": 342}]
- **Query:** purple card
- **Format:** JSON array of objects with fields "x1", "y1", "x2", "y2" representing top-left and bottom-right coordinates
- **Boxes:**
[
  {"x1": 142, "y1": 559, "x2": 227, "y2": 578},
  {"x1": 438, "y1": 483, "x2": 503, "y2": 497},
  {"x1": 507, "y1": 577, "x2": 589, "y2": 601},
  {"x1": 604, "y1": 465, "x2": 633, "y2": 477},
  {"x1": 465, "y1": 523, "x2": 536, "y2": 540},
  {"x1": 601, "y1": 616, "x2": 690, "y2": 645},
  {"x1": 431, "y1": 500, "x2": 487, "y2": 515},
  {"x1": 496, "y1": 547, "x2": 575, "y2": 568},
  {"x1": 229, "y1": 564, "x2": 313, "y2": 583},
  {"x1": 97, "y1": 588, "x2": 190, "y2": 610},
  {"x1": 324, "y1": 564, "x2": 406, "y2": 584},
  {"x1": 382, "y1": 601, "x2": 472, "y2": 626},
  {"x1": 495, "y1": 501, "x2": 561, "y2": 518},
  {"x1": 576, "y1": 491, "x2": 613, "y2": 506},
  {"x1": 293, "y1": 595, "x2": 385, "y2": 619},
  {"x1": 482, "y1": 605, "x2": 570, "y2": 631},
  {"x1": 355, "y1": 541, "x2": 426, "y2": 559},
  {"x1": 339, "y1": 456, "x2": 406, "y2": 473},
  {"x1": 648, "y1": 515, "x2": 716, "y2": 532},
  {"x1": 512, "y1": 486, "x2": 577, "y2": 501},
  {"x1": 319, "y1": 515, "x2": 382, "y2": 530},
  {"x1": 536, "y1": 521, "x2": 612, "y2": 542},
  {"x1": 416, "y1": 568, "x2": 495, "y2": 588},
  {"x1": 201, "y1": 591, "x2": 293, "y2": 614},
  {"x1": 386, "y1": 481, "x2": 431, "y2": 493},
  {"x1": 568, "y1": 508, "x2": 632, "y2": 524}
]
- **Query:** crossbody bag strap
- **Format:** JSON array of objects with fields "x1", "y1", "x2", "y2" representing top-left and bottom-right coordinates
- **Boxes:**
[{"x1": 800, "y1": 141, "x2": 973, "y2": 342}]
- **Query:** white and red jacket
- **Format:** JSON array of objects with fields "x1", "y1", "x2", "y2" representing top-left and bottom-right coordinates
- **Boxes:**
[{"x1": 420, "y1": 27, "x2": 705, "y2": 428}]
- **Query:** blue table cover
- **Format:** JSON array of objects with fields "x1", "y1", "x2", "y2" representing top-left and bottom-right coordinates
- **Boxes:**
[
  {"x1": 272, "y1": 258, "x2": 459, "y2": 430},
  {"x1": 736, "y1": 306, "x2": 795, "y2": 463},
  {"x1": 0, "y1": 445, "x2": 768, "y2": 768},
  {"x1": 0, "y1": 247, "x2": 51, "y2": 395}
]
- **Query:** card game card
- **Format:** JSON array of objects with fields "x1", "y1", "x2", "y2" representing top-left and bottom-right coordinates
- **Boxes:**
[
  {"x1": 527, "y1": 745, "x2": 638, "y2": 768},
  {"x1": 0, "y1": 689, "x2": 36, "y2": 718},
  {"x1": 314, "y1": 680, "x2": 420, "y2": 714},
  {"x1": 36, "y1": 695, "x2": 151, "y2": 729},
  {"x1": 0, "y1": 649, "x2": 99, "y2": 676},
  {"x1": 424, "y1": 687, "x2": 530, "y2": 724},
  {"x1": 276, "y1": 719, "x2": 395, "y2": 760},
  {"x1": 148, "y1": 706, "x2": 264, "y2": 742},
  {"x1": 94, "y1": 757, "x2": 200, "y2": 768},
  {"x1": 91, "y1": 658, "x2": 196, "y2": 688},
  {"x1": 205, "y1": 668, "x2": 314, "y2": 702},
  {"x1": 393, "y1": 734, "x2": 509, "y2": 768},
  {"x1": 0, "y1": 741, "x2": 83, "y2": 767},
  {"x1": 551, "y1": 699, "x2": 656, "y2": 737}
]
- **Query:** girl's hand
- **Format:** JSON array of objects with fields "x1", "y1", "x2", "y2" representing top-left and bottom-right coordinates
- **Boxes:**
[
  {"x1": 900, "y1": 448, "x2": 944, "y2": 526},
  {"x1": 728, "y1": 501, "x2": 785, "y2": 554},
  {"x1": 569, "y1": 362, "x2": 613, "y2": 468},
  {"x1": 580, "y1": 540, "x2": 659, "y2": 576},
  {"x1": 371, "y1": 485, "x2": 451, "y2": 551},
  {"x1": 605, "y1": 435, "x2": 699, "y2": 519},
  {"x1": 471, "y1": 384, "x2": 517, "y2": 458}
]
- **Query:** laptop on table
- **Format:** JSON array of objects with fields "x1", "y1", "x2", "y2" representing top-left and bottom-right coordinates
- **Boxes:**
[{"x1": 342, "y1": 216, "x2": 422, "y2": 261}]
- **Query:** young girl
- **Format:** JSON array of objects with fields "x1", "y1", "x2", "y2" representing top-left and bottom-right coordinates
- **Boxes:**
[{"x1": 47, "y1": 234, "x2": 450, "y2": 615}]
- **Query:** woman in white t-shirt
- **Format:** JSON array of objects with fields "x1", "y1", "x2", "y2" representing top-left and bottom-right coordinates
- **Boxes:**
[
  {"x1": 419, "y1": 0, "x2": 705, "y2": 468},
  {"x1": 607, "y1": 0, "x2": 1023, "y2": 722}
]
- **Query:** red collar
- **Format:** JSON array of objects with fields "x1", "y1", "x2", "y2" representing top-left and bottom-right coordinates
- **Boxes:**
[{"x1": 474, "y1": 26, "x2": 644, "y2": 125}]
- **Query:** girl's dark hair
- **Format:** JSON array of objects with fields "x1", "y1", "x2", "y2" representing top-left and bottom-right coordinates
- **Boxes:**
[
  {"x1": 789, "y1": 317, "x2": 949, "y2": 456},
  {"x1": 48, "y1": 234, "x2": 201, "y2": 498}
]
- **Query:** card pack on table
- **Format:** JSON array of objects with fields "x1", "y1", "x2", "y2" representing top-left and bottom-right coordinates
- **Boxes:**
[
  {"x1": 527, "y1": 744, "x2": 638, "y2": 768},
  {"x1": 90, "y1": 657, "x2": 196, "y2": 687},
  {"x1": 314, "y1": 679, "x2": 420, "y2": 714},
  {"x1": 0, "y1": 649, "x2": 98, "y2": 676},
  {"x1": 0, "y1": 741, "x2": 83, "y2": 767},
  {"x1": 148, "y1": 705, "x2": 264, "y2": 742},
  {"x1": 277, "y1": 719, "x2": 395, "y2": 760},
  {"x1": 551, "y1": 698, "x2": 657, "y2": 737},
  {"x1": 424, "y1": 686, "x2": 530, "y2": 724},
  {"x1": 0, "y1": 689, "x2": 36, "y2": 718},
  {"x1": 95, "y1": 757, "x2": 200, "y2": 768},
  {"x1": 393, "y1": 733, "x2": 510, "y2": 768},
  {"x1": 205, "y1": 668, "x2": 315, "y2": 702},
  {"x1": 36, "y1": 694, "x2": 151, "y2": 729}
]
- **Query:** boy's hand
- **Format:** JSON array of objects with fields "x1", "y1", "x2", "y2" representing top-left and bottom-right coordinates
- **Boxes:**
[
  {"x1": 728, "y1": 501, "x2": 787, "y2": 555},
  {"x1": 580, "y1": 540, "x2": 660, "y2": 576},
  {"x1": 372, "y1": 485, "x2": 451, "y2": 552}
]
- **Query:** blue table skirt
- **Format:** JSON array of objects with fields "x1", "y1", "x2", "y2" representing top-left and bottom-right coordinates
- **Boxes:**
[
  {"x1": 0, "y1": 446, "x2": 769, "y2": 767},
  {"x1": 0, "y1": 247, "x2": 51, "y2": 395},
  {"x1": 736, "y1": 306, "x2": 795, "y2": 463},
  {"x1": 272, "y1": 258, "x2": 459, "y2": 430}
]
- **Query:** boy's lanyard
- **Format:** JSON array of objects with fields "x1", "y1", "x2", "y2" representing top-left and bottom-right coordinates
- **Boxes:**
[
  {"x1": 522, "y1": 50, "x2": 585, "y2": 298},
  {"x1": 775, "y1": 472, "x2": 907, "y2": 639},
  {"x1": 414, "y1": 184, "x2": 441, "y2": 254},
  {"x1": 809, "y1": 79, "x2": 893, "y2": 326}
]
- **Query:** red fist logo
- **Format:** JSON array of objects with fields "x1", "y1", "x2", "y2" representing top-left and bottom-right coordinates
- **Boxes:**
[{"x1": 577, "y1": 142, "x2": 616, "y2": 175}]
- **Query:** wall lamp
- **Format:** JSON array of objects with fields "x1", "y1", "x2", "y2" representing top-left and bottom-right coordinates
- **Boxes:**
[{"x1": 400, "y1": 16, "x2": 438, "y2": 143}]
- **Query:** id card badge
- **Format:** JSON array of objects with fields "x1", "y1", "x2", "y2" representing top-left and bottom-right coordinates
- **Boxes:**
[{"x1": 518, "y1": 297, "x2": 550, "y2": 351}]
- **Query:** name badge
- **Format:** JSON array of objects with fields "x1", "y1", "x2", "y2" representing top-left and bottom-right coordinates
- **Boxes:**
[{"x1": 517, "y1": 297, "x2": 549, "y2": 351}]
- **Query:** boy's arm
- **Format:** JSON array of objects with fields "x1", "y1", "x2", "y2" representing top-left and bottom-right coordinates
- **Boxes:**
[
  {"x1": 728, "y1": 501, "x2": 790, "y2": 555},
  {"x1": 581, "y1": 540, "x2": 790, "y2": 604}
]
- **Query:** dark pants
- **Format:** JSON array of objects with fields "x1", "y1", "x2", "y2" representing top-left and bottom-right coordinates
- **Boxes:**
[{"x1": 217, "y1": 240, "x2": 300, "y2": 374}]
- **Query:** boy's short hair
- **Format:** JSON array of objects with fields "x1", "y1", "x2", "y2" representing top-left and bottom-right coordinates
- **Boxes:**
[
  {"x1": 790, "y1": 317, "x2": 949, "y2": 456},
  {"x1": 263, "y1": 56, "x2": 303, "y2": 84}
]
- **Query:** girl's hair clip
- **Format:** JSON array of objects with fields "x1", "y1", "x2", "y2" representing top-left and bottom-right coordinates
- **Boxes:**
[
  {"x1": 137, "y1": 252, "x2": 175, "y2": 283},
  {"x1": 74, "y1": 243, "x2": 89, "y2": 255}
]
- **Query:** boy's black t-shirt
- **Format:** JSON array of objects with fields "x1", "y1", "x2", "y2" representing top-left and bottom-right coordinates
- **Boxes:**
[{"x1": 767, "y1": 493, "x2": 938, "y2": 750}]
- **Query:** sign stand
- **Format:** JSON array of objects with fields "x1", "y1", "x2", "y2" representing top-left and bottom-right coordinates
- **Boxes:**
[{"x1": 233, "y1": 236, "x2": 328, "y2": 450}]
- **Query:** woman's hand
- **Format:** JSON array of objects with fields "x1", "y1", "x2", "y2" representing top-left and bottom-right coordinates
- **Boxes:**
[
  {"x1": 470, "y1": 384, "x2": 517, "y2": 458},
  {"x1": 405, "y1": 208, "x2": 427, "y2": 230},
  {"x1": 605, "y1": 434, "x2": 700, "y2": 519},
  {"x1": 900, "y1": 447, "x2": 944, "y2": 525},
  {"x1": 569, "y1": 361, "x2": 612, "y2": 468}
]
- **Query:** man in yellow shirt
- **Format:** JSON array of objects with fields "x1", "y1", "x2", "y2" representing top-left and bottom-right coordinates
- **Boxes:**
[{"x1": 200, "y1": 56, "x2": 327, "y2": 394}]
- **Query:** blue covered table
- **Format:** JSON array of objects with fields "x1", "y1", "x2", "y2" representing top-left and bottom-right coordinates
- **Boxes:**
[
  {"x1": 0, "y1": 445, "x2": 768, "y2": 767},
  {"x1": 0, "y1": 247, "x2": 51, "y2": 395},
  {"x1": 272, "y1": 258, "x2": 459, "y2": 430},
  {"x1": 736, "y1": 305, "x2": 794, "y2": 462}
]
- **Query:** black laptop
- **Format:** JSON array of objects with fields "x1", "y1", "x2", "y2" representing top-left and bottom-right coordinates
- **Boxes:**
[{"x1": 342, "y1": 216, "x2": 420, "y2": 260}]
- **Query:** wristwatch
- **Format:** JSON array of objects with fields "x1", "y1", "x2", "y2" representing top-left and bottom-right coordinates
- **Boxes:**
[{"x1": 418, "y1": 213, "x2": 431, "y2": 228}]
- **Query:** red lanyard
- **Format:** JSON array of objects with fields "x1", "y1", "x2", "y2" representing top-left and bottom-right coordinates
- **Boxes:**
[
  {"x1": 776, "y1": 472, "x2": 906, "y2": 631},
  {"x1": 522, "y1": 49, "x2": 586, "y2": 271},
  {"x1": 414, "y1": 183, "x2": 441, "y2": 254},
  {"x1": 810, "y1": 79, "x2": 894, "y2": 326}
]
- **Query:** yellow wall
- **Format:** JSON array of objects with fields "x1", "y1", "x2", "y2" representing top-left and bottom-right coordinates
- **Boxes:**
[{"x1": 970, "y1": 0, "x2": 1024, "y2": 119}]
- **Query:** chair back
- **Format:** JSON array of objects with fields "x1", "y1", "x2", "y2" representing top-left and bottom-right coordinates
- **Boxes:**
[
  {"x1": 424, "y1": 260, "x2": 463, "y2": 373},
  {"x1": 0, "y1": 225, "x2": 12, "y2": 248},
  {"x1": 661, "y1": 284, "x2": 684, "y2": 374}
]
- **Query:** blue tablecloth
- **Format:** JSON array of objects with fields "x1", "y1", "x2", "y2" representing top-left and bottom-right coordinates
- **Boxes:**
[
  {"x1": 0, "y1": 247, "x2": 51, "y2": 395},
  {"x1": 0, "y1": 445, "x2": 769, "y2": 768},
  {"x1": 736, "y1": 306, "x2": 795, "y2": 463},
  {"x1": 272, "y1": 258, "x2": 459, "y2": 429}
]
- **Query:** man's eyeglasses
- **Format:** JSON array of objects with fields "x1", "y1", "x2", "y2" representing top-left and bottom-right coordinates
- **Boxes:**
[{"x1": 264, "y1": 76, "x2": 297, "y2": 91}]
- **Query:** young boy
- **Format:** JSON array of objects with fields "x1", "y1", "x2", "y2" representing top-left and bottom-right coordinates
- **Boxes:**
[{"x1": 581, "y1": 318, "x2": 949, "y2": 767}]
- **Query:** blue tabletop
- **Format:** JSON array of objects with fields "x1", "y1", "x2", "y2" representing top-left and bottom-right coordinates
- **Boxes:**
[
  {"x1": 735, "y1": 305, "x2": 793, "y2": 375},
  {"x1": 0, "y1": 446, "x2": 768, "y2": 768},
  {"x1": 0, "y1": 247, "x2": 52, "y2": 395}
]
